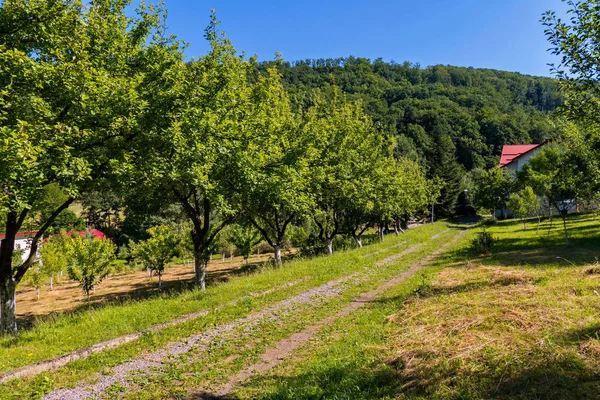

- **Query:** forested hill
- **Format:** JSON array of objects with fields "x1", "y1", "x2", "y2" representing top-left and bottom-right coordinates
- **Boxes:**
[{"x1": 260, "y1": 58, "x2": 562, "y2": 173}]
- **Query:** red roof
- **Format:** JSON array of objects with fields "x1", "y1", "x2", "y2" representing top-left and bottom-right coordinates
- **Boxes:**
[
  {"x1": 66, "y1": 229, "x2": 106, "y2": 240},
  {"x1": 499, "y1": 144, "x2": 543, "y2": 168},
  {"x1": 0, "y1": 231, "x2": 38, "y2": 240},
  {"x1": 0, "y1": 229, "x2": 105, "y2": 241}
]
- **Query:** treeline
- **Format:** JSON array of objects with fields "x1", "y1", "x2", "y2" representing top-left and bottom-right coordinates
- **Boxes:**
[
  {"x1": 0, "y1": 3, "x2": 435, "y2": 334},
  {"x1": 257, "y1": 58, "x2": 562, "y2": 214}
]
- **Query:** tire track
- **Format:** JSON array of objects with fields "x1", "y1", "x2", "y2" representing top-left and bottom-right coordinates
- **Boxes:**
[
  {"x1": 196, "y1": 230, "x2": 466, "y2": 399},
  {"x1": 41, "y1": 229, "x2": 451, "y2": 400}
]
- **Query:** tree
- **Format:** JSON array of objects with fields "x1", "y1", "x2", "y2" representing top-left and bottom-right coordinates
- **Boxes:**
[
  {"x1": 543, "y1": 3, "x2": 600, "y2": 203},
  {"x1": 308, "y1": 89, "x2": 382, "y2": 254},
  {"x1": 38, "y1": 234, "x2": 70, "y2": 290},
  {"x1": 131, "y1": 225, "x2": 179, "y2": 289},
  {"x1": 372, "y1": 158, "x2": 428, "y2": 241},
  {"x1": 521, "y1": 145, "x2": 583, "y2": 246},
  {"x1": 123, "y1": 14, "x2": 275, "y2": 287},
  {"x1": 244, "y1": 70, "x2": 314, "y2": 264},
  {"x1": 426, "y1": 177, "x2": 444, "y2": 223},
  {"x1": 0, "y1": 0, "x2": 183, "y2": 334},
  {"x1": 228, "y1": 225, "x2": 261, "y2": 265},
  {"x1": 507, "y1": 186, "x2": 541, "y2": 230},
  {"x1": 64, "y1": 232, "x2": 116, "y2": 301},
  {"x1": 472, "y1": 168, "x2": 514, "y2": 218},
  {"x1": 26, "y1": 266, "x2": 45, "y2": 301}
]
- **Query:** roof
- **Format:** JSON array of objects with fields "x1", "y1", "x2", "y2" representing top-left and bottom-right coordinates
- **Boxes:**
[
  {"x1": 0, "y1": 231, "x2": 38, "y2": 240},
  {"x1": 499, "y1": 143, "x2": 544, "y2": 168},
  {"x1": 68, "y1": 229, "x2": 106, "y2": 240},
  {"x1": 0, "y1": 229, "x2": 106, "y2": 241}
]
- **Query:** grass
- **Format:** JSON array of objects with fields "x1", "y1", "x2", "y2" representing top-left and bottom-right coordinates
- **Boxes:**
[
  {"x1": 233, "y1": 213, "x2": 600, "y2": 400},
  {"x1": 6, "y1": 214, "x2": 598, "y2": 399},
  {"x1": 0, "y1": 222, "x2": 453, "y2": 399}
]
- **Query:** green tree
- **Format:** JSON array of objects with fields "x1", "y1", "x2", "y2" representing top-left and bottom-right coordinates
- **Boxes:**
[
  {"x1": 543, "y1": 3, "x2": 600, "y2": 202},
  {"x1": 65, "y1": 233, "x2": 116, "y2": 301},
  {"x1": 507, "y1": 186, "x2": 541, "y2": 230},
  {"x1": 244, "y1": 70, "x2": 314, "y2": 264},
  {"x1": 0, "y1": 0, "x2": 182, "y2": 334},
  {"x1": 472, "y1": 168, "x2": 515, "y2": 218},
  {"x1": 308, "y1": 89, "x2": 382, "y2": 254},
  {"x1": 132, "y1": 225, "x2": 179, "y2": 289},
  {"x1": 123, "y1": 15, "x2": 276, "y2": 287},
  {"x1": 521, "y1": 145, "x2": 583, "y2": 245},
  {"x1": 228, "y1": 225, "x2": 262, "y2": 265},
  {"x1": 39, "y1": 234, "x2": 70, "y2": 290}
]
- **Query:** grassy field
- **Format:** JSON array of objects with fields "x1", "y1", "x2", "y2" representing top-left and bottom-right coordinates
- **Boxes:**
[
  {"x1": 235, "y1": 213, "x2": 600, "y2": 400},
  {"x1": 2, "y1": 214, "x2": 598, "y2": 399},
  {"x1": 0, "y1": 222, "x2": 455, "y2": 399}
]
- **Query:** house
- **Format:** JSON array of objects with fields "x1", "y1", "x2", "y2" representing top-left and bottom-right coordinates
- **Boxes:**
[
  {"x1": 499, "y1": 142, "x2": 546, "y2": 172},
  {"x1": 0, "y1": 228, "x2": 106, "y2": 265},
  {"x1": 0, "y1": 231, "x2": 39, "y2": 265},
  {"x1": 496, "y1": 142, "x2": 548, "y2": 218}
]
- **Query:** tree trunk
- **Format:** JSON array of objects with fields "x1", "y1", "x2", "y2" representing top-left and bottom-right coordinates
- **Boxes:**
[
  {"x1": 36, "y1": 288, "x2": 40, "y2": 301},
  {"x1": 0, "y1": 280, "x2": 17, "y2": 335},
  {"x1": 325, "y1": 238, "x2": 333, "y2": 255},
  {"x1": 194, "y1": 255, "x2": 206, "y2": 290},
  {"x1": 230, "y1": 254, "x2": 233, "y2": 262},
  {"x1": 147, "y1": 267, "x2": 152, "y2": 277},
  {"x1": 50, "y1": 276, "x2": 53, "y2": 291},
  {"x1": 378, "y1": 225, "x2": 385, "y2": 242},
  {"x1": 537, "y1": 216, "x2": 541, "y2": 234},
  {"x1": 273, "y1": 245, "x2": 282, "y2": 265},
  {"x1": 158, "y1": 273, "x2": 162, "y2": 289},
  {"x1": 244, "y1": 257, "x2": 249, "y2": 265},
  {"x1": 431, "y1": 203, "x2": 435, "y2": 223},
  {"x1": 562, "y1": 216, "x2": 569, "y2": 246},
  {"x1": 222, "y1": 253, "x2": 225, "y2": 262},
  {"x1": 393, "y1": 223, "x2": 399, "y2": 236},
  {"x1": 354, "y1": 235, "x2": 363, "y2": 248}
]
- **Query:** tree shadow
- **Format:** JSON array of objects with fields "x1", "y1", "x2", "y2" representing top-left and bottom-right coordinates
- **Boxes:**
[{"x1": 13, "y1": 259, "x2": 269, "y2": 333}]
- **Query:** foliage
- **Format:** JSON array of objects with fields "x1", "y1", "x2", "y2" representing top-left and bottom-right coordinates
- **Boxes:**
[
  {"x1": 131, "y1": 225, "x2": 180, "y2": 288},
  {"x1": 227, "y1": 225, "x2": 262, "y2": 263},
  {"x1": 472, "y1": 167, "x2": 515, "y2": 216},
  {"x1": 64, "y1": 233, "x2": 116, "y2": 300},
  {"x1": 0, "y1": 0, "x2": 184, "y2": 333},
  {"x1": 471, "y1": 229, "x2": 497, "y2": 254},
  {"x1": 521, "y1": 144, "x2": 584, "y2": 245},
  {"x1": 507, "y1": 186, "x2": 541, "y2": 230}
]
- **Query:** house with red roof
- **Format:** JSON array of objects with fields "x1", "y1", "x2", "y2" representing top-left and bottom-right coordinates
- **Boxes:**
[
  {"x1": 0, "y1": 228, "x2": 106, "y2": 265},
  {"x1": 499, "y1": 142, "x2": 547, "y2": 171}
]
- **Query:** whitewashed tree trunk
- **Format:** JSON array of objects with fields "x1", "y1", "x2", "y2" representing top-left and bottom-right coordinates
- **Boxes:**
[
  {"x1": 36, "y1": 288, "x2": 40, "y2": 301},
  {"x1": 158, "y1": 273, "x2": 162, "y2": 289},
  {"x1": 273, "y1": 245, "x2": 282, "y2": 265},
  {"x1": 222, "y1": 253, "x2": 225, "y2": 262},
  {"x1": 0, "y1": 281, "x2": 17, "y2": 334},
  {"x1": 194, "y1": 257, "x2": 206, "y2": 290},
  {"x1": 354, "y1": 235, "x2": 363, "y2": 248},
  {"x1": 49, "y1": 276, "x2": 53, "y2": 291},
  {"x1": 325, "y1": 239, "x2": 333, "y2": 255}
]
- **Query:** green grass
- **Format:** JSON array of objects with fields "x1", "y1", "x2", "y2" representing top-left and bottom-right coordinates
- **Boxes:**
[
  {"x1": 0, "y1": 222, "x2": 453, "y2": 399},
  {"x1": 230, "y1": 213, "x2": 600, "y2": 400}
]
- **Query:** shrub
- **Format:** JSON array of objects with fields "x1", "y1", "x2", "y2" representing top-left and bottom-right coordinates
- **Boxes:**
[{"x1": 471, "y1": 229, "x2": 496, "y2": 254}]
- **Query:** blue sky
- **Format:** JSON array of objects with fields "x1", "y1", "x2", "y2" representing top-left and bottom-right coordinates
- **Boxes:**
[{"x1": 152, "y1": 0, "x2": 569, "y2": 77}]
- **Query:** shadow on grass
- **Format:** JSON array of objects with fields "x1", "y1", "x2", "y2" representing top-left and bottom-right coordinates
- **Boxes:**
[
  {"x1": 14, "y1": 258, "x2": 271, "y2": 333},
  {"x1": 211, "y1": 352, "x2": 600, "y2": 400}
]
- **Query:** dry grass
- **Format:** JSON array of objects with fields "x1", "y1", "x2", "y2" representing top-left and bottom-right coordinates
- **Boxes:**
[
  {"x1": 16, "y1": 252, "x2": 276, "y2": 320},
  {"x1": 387, "y1": 264, "x2": 600, "y2": 399}
]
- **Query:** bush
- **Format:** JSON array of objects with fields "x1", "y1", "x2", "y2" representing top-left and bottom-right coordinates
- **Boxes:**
[
  {"x1": 476, "y1": 217, "x2": 497, "y2": 228},
  {"x1": 471, "y1": 229, "x2": 496, "y2": 254}
]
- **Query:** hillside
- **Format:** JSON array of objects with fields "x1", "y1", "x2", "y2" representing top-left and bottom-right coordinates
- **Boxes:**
[{"x1": 262, "y1": 59, "x2": 562, "y2": 171}]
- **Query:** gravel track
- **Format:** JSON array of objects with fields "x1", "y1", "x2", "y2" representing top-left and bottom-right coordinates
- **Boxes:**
[
  {"x1": 0, "y1": 278, "x2": 310, "y2": 385},
  {"x1": 197, "y1": 229, "x2": 465, "y2": 399},
  {"x1": 41, "y1": 228, "x2": 452, "y2": 400},
  {"x1": 42, "y1": 274, "x2": 361, "y2": 400}
]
